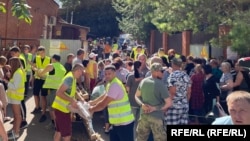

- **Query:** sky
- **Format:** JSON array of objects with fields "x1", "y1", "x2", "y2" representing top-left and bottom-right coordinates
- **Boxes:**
[{"x1": 54, "y1": 0, "x2": 62, "y2": 8}]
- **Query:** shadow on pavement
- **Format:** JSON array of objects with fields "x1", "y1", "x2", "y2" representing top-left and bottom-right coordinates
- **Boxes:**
[{"x1": 4, "y1": 89, "x2": 109, "y2": 141}]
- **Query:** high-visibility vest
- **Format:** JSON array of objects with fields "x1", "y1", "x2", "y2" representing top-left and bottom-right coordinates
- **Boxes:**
[
  {"x1": 175, "y1": 54, "x2": 180, "y2": 58},
  {"x1": 34, "y1": 56, "x2": 50, "y2": 79},
  {"x1": 52, "y1": 72, "x2": 76, "y2": 113},
  {"x1": 106, "y1": 77, "x2": 134, "y2": 125},
  {"x1": 19, "y1": 55, "x2": 26, "y2": 70},
  {"x1": 130, "y1": 47, "x2": 145, "y2": 61},
  {"x1": 158, "y1": 52, "x2": 170, "y2": 63},
  {"x1": 112, "y1": 43, "x2": 118, "y2": 52},
  {"x1": 43, "y1": 62, "x2": 66, "y2": 89},
  {"x1": 6, "y1": 68, "x2": 25, "y2": 101},
  {"x1": 20, "y1": 53, "x2": 33, "y2": 74}
]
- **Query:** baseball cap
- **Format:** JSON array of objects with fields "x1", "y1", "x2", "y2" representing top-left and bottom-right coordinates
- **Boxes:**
[
  {"x1": 89, "y1": 52, "x2": 97, "y2": 58},
  {"x1": 150, "y1": 63, "x2": 164, "y2": 72}
]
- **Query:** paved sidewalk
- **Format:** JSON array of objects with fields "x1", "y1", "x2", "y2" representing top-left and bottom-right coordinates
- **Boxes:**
[{"x1": 4, "y1": 89, "x2": 109, "y2": 141}]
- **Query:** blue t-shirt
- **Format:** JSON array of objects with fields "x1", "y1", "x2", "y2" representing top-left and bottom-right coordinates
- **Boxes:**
[{"x1": 212, "y1": 116, "x2": 233, "y2": 125}]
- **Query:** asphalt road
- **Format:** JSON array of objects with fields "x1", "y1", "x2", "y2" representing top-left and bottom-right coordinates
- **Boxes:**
[{"x1": 4, "y1": 89, "x2": 109, "y2": 141}]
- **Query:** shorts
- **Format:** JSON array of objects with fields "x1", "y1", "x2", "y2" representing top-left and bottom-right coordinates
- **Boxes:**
[
  {"x1": 54, "y1": 109, "x2": 72, "y2": 137},
  {"x1": 47, "y1": 89, "x2": 56, "y2": 108},
  {"x1": 8, "y1": 97, "x2": 21, "y2": 105},
  {"x1": 33, "y1": 79, "x2": 48, "y2": 96}
]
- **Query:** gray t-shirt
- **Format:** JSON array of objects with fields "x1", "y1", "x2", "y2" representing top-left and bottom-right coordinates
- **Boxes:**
[
  {"x1": 63, "y1": 76, "x2": 73, "y2": 95},
  {"x1": 126, "y1": 73, "x2": 140, "y2": 107},
  {"x1": 138, "y1": 76, "x2": 169, "y2": 119}
]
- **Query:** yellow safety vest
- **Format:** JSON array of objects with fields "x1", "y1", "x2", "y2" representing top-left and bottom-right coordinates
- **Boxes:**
[
  {"x1": 175, "y1": 54, "x2": 180, "y2": 58},
  {"x1": 6, "y1": 68, "x2": 25, "y2": 101},
  {"x1": 43, "y1": 62, "x2": 66, "y2": 89},
  {"x1": 106, "y1": 77, "x2": 134, "y2": 125},
  {"x1": 20, "y1": 53, "x2": 33, "y2": 74},
  {"x1": 34, "y1": 56, "x2": 50, "y2": 79},
  {"x1": 112, "y1": 43, "x2": 118, "y2": 52},
  {"x1": 18, "y1": 56, "x2": 27, "y2": 82},
  {"x1": 52, "y1": 72, "x2": 76, "y2": 113},
  {"x1": 158, "y1": 52, "x2": 169, "y2": 63},
  {"x1": 131, "y1": 47, "x2": 145, "y2": 61}
]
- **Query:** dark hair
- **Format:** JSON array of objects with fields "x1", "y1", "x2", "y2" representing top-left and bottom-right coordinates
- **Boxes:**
[
  {"x1": 160, "y1": 56, "x2": 170, "y2": 67},
  {"x1": 114, "y1": 57, "x2": 123, "y2": 67},
  {"x1": 82, "y1": 59, "x2": 89, "y2": 67},
  {"x1": 193, "y1": 57, "x2": 203, "y2": 64},
  {"x1": 134, "y1": 61, "x2": 141, "y2": 78},
  {"x1": 112, "y1": 53, "x2": 119, "y2": 60},
  {"x1": 224, "y1": 59, "x2": 234, "y2": 68},
  {"x1": 52, "y1": 54, "x2": 61, "y2": 62},
  {"x1": 136, "y1": 45, "x2": 142, "y2": 49},
  {"x1": 76, "y1": 48, "x2": 85, "y2": 56},
  {"x1": 203, "y1": 64, "x2": 212, "y2": 75},
  {"x1": 180, "y1": 55, "x2": 187, "y2": 63},
  {"x1": 112, "y1": 62, "x2": 120, "y2": 70},
  {"x1": 127, "y1": 61, "x2": 133, "y2": 67},
  {"x1": 9, "y1": 57, "x2": 22, "y2": 78}
]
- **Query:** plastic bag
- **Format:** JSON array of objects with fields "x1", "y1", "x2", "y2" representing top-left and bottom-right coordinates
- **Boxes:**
[{"x1": 90, "y1": 85, "x2": 105, "y2": 100}]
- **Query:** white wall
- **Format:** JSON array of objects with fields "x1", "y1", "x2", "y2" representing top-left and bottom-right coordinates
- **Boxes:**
[{"x1": 40, "y1": 39, "x2": 87, "y2": 64}]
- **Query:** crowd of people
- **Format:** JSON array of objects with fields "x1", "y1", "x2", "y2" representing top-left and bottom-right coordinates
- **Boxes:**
[{"x1": 0, "y1": 40, "x2": 249, "y2": 141}]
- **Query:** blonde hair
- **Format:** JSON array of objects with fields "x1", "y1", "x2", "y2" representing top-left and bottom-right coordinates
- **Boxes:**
[{"x1": 227, "y1": 91, "x2": 250, "y2": 104}]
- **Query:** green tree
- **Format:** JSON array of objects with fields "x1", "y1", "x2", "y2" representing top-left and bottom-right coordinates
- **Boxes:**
[
  {"x1": 59, "y1": 0, "x2": 120, "y2": 37},
  {"x1": 112, "y1": 0, "x2": 156, "y2": 41},
  {"x1": 113, "y1": 0, "x2": 250, "y2": 54},
  {"x1": 59, "y1": 0, "x2": 80, "y2": 23},
  {"x1": 0, "y1": 2, "x2": 6, "y2": 13},
  {"x1": 228, "y1": 10, "x2": 250, "y2": 56},
  {"x1": 0, "y1": 0, "x2": 32, "y2": 24}
]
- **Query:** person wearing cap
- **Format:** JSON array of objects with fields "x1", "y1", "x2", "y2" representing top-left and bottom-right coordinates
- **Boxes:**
[
  {"x1": 31, "y1": 46, "x2": 51, "y2": 123},
  {"x1": 86, "y1": 52, "x2": 98, "y2": 92},
  {"x1": 164, "y1": 57, "x2": 191, "y2": 125},
  {"x1": 88, "y1": 64, "x2": 135, "y2": 141},
  {"x1": 134, "y1": 62, "x2": 171, "y2": 141},
  {"x1": 37, "y1": 54, "x2": 66, "y2": 129}
]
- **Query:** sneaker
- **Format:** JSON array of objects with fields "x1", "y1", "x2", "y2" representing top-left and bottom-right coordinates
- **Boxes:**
[
  {"x1": 104, "y1": 129, "x2": 109, "y2": 134},
  {"x1": 31, "y1": 107, "x2": 41, "y2": 114},
  {"x1": 8, "y1": 130, "x2": 20, "y2": 140},
  {"x1": 45, "y1": 122, "x2": 55, "y2": 130},
  {"x1": 20, "y1": 121, "x2": 28, "y2": 129},
  {"x1": 10, "y1": 120, "x2": 14, "y2": 124},
  {"x1": 39, "y1": 115, "x2": 47, "y2": 123},
  {"x1": 4, "y1": 117, "x2": 11, "y2": 122}
]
